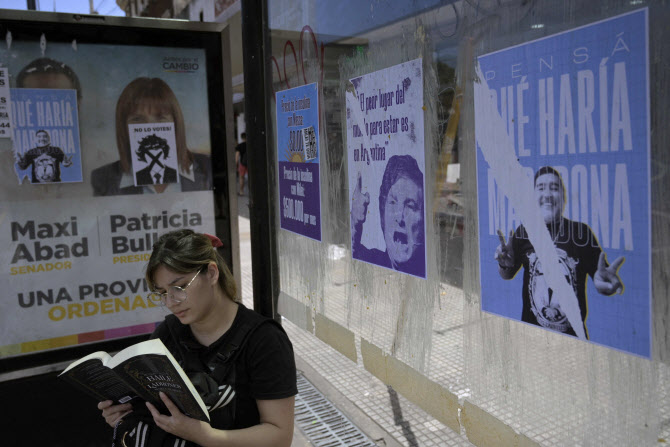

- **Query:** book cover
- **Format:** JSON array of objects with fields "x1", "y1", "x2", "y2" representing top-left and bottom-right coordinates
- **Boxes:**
[{"x1": 59, "y1": 339, "x2": 209, "y2": 422}]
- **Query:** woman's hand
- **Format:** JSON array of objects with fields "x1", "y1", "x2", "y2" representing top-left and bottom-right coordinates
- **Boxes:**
[
  {"x1": 146, "y1": 392, "x2": 207, "y2": 442},
  {"x1": 97, "y1": 400, "x2": 132, "y2": 428}
]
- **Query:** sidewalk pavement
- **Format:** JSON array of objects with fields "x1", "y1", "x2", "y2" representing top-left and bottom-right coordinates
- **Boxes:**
[{"x1": 237, "y1": 214, "x2": 474, "y2": 446}]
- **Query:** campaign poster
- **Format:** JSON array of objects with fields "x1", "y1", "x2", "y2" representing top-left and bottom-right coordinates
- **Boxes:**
[
  {"x1": 0, "y1": 191, "x2": 215, "y2": 357},
  {"x1": 0, "y1": 42, "x2": 212, "y2": 199},
  {"x1": 346, "y1": 58, "x2": 426, "y2": 279},
  {"x1": 129, "y1": 122, "x2": 180, "y2": 187},
  {"x1": 0, "y1": 41, "x2": 216, "y2": 357},
  {"x1": 276, "y1": 82, "x2": 321, "y2": 241},
  {"x1": 11, "y1": 88, "x2": 83, "y2": 184},
  {"x1": 475, "y1": 9, "x2": 650, "y2": 357}
]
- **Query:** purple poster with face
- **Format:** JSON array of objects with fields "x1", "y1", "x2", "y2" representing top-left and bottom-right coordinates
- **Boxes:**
[
  {"x1": 346, "y1": 59, "x2": 426, "y2": 279},
  {"x1": 276, "y1": 83, "x2": 321, "y2": 241}
]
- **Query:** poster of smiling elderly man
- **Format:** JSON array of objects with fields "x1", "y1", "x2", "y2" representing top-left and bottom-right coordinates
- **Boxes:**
[
  {"x1": 475, "y1": 9, "x2": 650, "y2": 357},
  {"x1": 12, "y1": 88, "x2": 82, "y2": 184},
  {"x1": 347, "y1": 58, "x2": 426, "y2": 279}
]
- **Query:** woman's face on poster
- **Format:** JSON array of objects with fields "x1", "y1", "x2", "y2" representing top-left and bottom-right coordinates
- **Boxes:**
[
  {"x1": 383, "y1": 176, "x2": 423, "y2": 266},
  {"x1": 126, "y1": 103, "x2": 174, "y2": 126}
]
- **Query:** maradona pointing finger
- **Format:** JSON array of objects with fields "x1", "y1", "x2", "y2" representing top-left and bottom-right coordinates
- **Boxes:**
[
  {"x1": 608, "y1": 256, "x2": 625, "y2": 272},
  {"x1": 496, "y1": 229, "x2": 506, "y2": 247},
  {"x1": 597, "y1": 252, "x2": 607, "y2": 272}
]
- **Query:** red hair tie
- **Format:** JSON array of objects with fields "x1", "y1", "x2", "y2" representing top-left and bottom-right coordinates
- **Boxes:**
[{"x1": 204, "y1": 233, "x2": 223, "y2": 248}]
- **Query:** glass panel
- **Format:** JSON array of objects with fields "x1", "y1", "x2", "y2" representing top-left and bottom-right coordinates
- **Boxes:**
[{"x1": 265, "y1": 0, "x2": 669, "y2": 445}]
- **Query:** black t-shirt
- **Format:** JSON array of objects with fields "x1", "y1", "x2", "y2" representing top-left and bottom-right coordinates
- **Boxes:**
[
  {"x1": 19, "y1": 145, "x2": 65, "y2": 182},
  {"x1": 151, "y1": 303, "x2": 297, "y2": 430},
  {"x1": 235, "y1": 141, "x2": 247, "y2": 166},
  {"x1": 509, "y1": 218, "x2": 602, "y2": 337}
]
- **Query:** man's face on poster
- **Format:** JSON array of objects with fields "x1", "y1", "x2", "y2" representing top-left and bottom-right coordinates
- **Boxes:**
[
  {"x1": 535, "y1": 172, "x2": 564, "y2": 224},
  {"x1": 383, "y1": 176, "x2": 423, "y2": 266},
  {"x1": 36, "y1": 131, "x2": 50, "y2": 148},
  {"x1": 145, "y1": 140, "x2": 167, "y2": 161},
  {"x1": 22, "y1": 73, "x2": 75, "y2": 91}
]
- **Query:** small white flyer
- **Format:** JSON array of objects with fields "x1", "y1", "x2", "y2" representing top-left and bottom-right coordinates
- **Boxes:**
[
  {"x1": 0, "y1": 67, "x2": 11, "y2": 138},
  {"x1": 128, "y1": 122, "x2": 180, "y2": 187}
]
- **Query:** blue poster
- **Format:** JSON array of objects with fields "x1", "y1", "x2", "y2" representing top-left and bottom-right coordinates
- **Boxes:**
[
  {"x1": 475, "y1": 9, "x2": 650, "y2": 357},
  {"x1": 276, "y1": 83, "x2": 321, "y2": 241},
  {"x1": 11, "y1": 88, "x2": 83, "y2": 184}
]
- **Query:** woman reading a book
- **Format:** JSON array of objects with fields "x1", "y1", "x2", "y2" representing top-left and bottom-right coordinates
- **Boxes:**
[{"x1": 98, "y1": 229, "x2": 297, "y2": 446}]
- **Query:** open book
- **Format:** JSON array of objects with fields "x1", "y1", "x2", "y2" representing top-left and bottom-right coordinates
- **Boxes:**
[{"x1": 59, "y1": 338, "x2": 209, "y2": 422}]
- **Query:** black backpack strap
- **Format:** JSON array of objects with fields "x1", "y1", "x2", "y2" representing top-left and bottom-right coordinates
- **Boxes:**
[
  {"x1": 160, "y1": 316, "x2": 201, "y2": 369},
  {"x1": 208, "y1": 316, "x2": 282, "y2": 427},
  {"x1": 151, "y1": 309, "x2": 285, "y2": 431},
  {"x1": 161, "y1": 310, "x2": 279, "y2": 383},
  {"x1": 207, "y1": 318, "x2": 278, "y2": 383}
]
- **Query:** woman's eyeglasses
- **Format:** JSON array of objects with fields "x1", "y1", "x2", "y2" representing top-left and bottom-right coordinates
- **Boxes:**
[{"x1": 147, "y1": 269, "x2": 202, "y2": 306}]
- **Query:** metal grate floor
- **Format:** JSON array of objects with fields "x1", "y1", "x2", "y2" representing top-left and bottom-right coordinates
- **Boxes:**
[{"x1": 295, "y1": 372, "x2": 378, "y2": 446}]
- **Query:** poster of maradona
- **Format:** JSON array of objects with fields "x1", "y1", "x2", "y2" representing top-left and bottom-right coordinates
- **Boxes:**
[{"x1": 475, "y1": 9, "x2": 650, "y2": 357}]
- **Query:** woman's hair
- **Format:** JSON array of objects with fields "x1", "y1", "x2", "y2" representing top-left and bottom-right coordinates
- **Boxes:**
[
  {"x1": 115, "y1": 77, "x2": 191, "y2": 174},
  {"x1": 145, "y1": 229, "x2": 237, "y2": 301}
]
